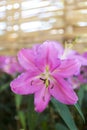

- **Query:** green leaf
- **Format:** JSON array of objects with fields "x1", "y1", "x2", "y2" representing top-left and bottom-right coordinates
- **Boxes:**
[
  {"x1": 27, "y1": 95, "x2": 39, "y2": 130},
  {"x1": 77, "y1": 86, "x2": 84, "y2": 106},
  {"x1": 18, "y1": 111, "x2": 26, "y2": 129},
  {"x1": 15, "y1": 94, "x2": 22, "y2": 109},
  {"x1": 74, "y1": 103, "x2": 85, "y2": 122},
  {"x1": 84, "y1": 84, "x2": 87, "y2": 91},
  {"x1": 51, "y1": 98, "x2": 77, "y2": 130},
  {"x1": 55, "y1": 123, "x2": 69, "y2": 130}
]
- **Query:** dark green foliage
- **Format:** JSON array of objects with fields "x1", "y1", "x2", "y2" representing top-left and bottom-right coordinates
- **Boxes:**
[{"x1": 0, "y1": 73, "x2": 16, "y2": 130}]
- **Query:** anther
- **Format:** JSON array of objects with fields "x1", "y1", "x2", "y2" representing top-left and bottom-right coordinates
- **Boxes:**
[
  {"x1": 40, "y1": 78, "x2": 46, "y2": 84},
  {"x1": 42, "y1": 96, "x2": 45, "y2": 102},
  {"x1": 31, "y1": 80, "x2": 34, "y2": 86},
  {"x1": 50, "y1": 84, "x2": 54, "y2": 89}
]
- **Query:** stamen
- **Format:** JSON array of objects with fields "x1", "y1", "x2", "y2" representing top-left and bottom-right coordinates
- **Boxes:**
[
  {"x1": 46, "y1": 79, "x2": 50, "y2": 88},
  {"x1": 42, "y1": 88, "x2": 48, "y2": 102},
  {"x1": 72, "y1": 36, "x2": 80, "y2": 45},
  {"x1": 61, "y1": 37, "x2": 79, "y2": 60},
  {"x1": 40, "y1": 77, "x2": 50, "y2": 88},
  {"x1": 31, "y1": 80, "x2": 34, "y2": 86},
  {"x1": 40, "y1": 78, "x2": 46, "y2": 84},
  {"x1": 42, "y1": 96, "x2": 45, "y2": 102},
  {"x1": 65, "y1": 41, "x2": 73, "y2": 50},
  {"x1": 46, "y1": 66, "x2": 49, "y2": 72},
  {"x1": 65, "y1": 36, "x2": 79, "y2": 48},
  {"x1": 50, "y1": 84, "x2": 54, "y2": 89}
]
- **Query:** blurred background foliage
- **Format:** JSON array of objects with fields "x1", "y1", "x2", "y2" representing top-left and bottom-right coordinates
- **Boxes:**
[{"x1": 0, "y1": 73, "x2": 87, "y2": 130}]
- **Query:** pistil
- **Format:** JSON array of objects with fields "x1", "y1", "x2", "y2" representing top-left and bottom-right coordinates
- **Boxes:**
[{"x1": 40, "y1": 65, "x2": 50, "y2": 88}]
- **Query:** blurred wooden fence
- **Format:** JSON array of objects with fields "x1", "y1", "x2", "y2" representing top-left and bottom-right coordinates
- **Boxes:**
[{"x1": 0, "y1": 0, "x2": 87, "y2": 55}]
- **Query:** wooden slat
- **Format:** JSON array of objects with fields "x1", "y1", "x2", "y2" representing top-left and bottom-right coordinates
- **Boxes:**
[{"x1": 0, "y1": 0, "x2": 87, "y2": 55}]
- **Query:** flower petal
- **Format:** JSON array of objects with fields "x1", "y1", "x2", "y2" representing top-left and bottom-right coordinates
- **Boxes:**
[
  {"x1": 18, "y1": 48, "x2": 38, "y2": 71},
  {"x1": 0, "y1": 56, "x2": 24, "y2": 75},
  {"x1": 67, "y1": 53, "x2": 87, "y2": 66},
  {"x1": 53, "y1": 59, "x2": 81, "y2": 77},
  {"x1": 10, "y1": 71, "x2": 42, "y2": 95},
  {"x1": 63, "y1": 50, "x2": 87, "y2": 66},
  {"x1": 34, "y1": 87, "x2": 50, "y2": 112},
  {"x1": 0, "y1": 56, "x2": 6, "y2": 69},
  {"x1": 49, "y1": 76, "x2": 78, "y2": 104},
  {"x1": 35, "y1": 41, "x2": 61, "y2": 71},
  {"x1": 75, "y1": 54, "x2": 87, "y2": 66}
]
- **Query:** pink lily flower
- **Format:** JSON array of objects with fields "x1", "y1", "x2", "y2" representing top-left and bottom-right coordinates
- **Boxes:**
[
  {"x1": 68, "y1": 52, "x2": 87, "y2": 89},
  {"x1": 68, "y1": 66, "x2": 87, "y2": 90},
  {"x1": 10, "y1": 41, "x2": 81, "y2": 112},
  {"x1": 0, "y1": 56, "x2": 24, "y2": 75},
  {"x1": 77, "y1": 52, "x2": 87, "y2": 84}
]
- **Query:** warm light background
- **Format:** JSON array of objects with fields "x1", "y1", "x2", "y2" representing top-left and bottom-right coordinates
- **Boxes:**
[{"x1": 0, "y1": 0, "x2": 87, "y2": 55}]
